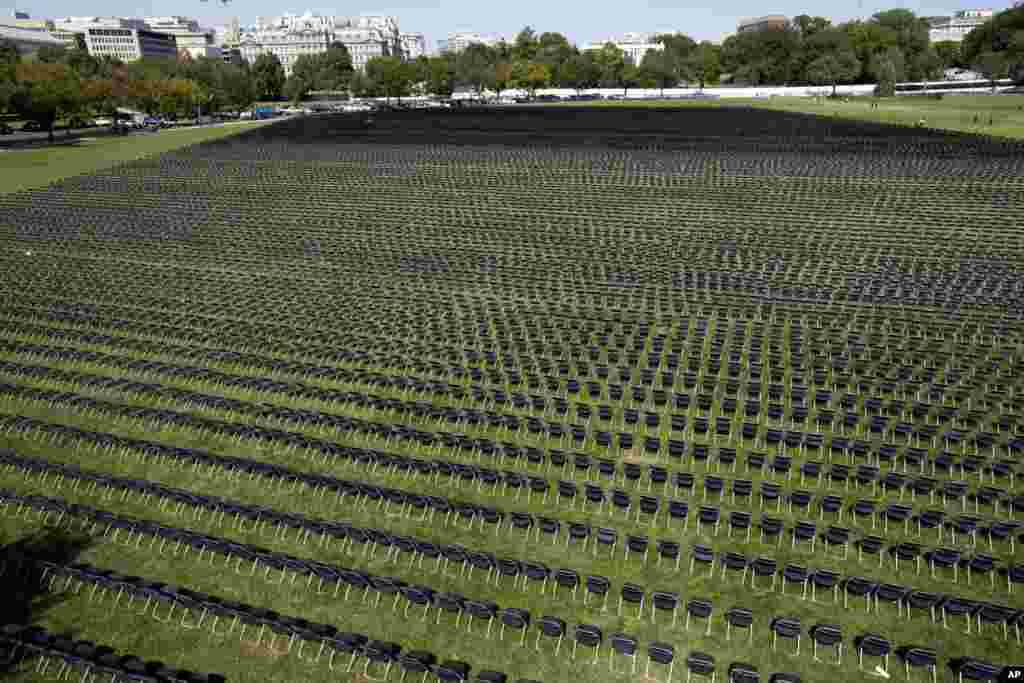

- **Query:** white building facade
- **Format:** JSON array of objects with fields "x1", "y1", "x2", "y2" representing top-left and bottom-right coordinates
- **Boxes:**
[
  {"x1": 400, "y1": 32, "x2": 426, "y2": 60},
  {"x1": 83, "y1": 26, "x2": 177, "y2": 61},
  {"x1": 50, "y1": 16, "x2": 147, "y2": 47},
  {"x1": 0, "y1": 23, "x2": 67, "y2": 55},
  {"x1": 928, "y1": 9, "x2": 994, "y2": 42},
  {"x1": 239, "y1": 12, "x2": 398, "y2": 74},
  {"x1": 583, "y1": 34, "x2": 664, "y2": 65}
]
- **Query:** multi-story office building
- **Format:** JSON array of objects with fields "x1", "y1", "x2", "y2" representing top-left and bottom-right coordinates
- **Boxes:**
[
  {"x1": 2, "y1": 11, "x2": 54, "y2": 32},
  {"x1": 50, "y1": 16, "x2": 147, "y2": 47},
  {"x1": 83, "y1": 26, "x2": 178, "y2": 61},
  {"x1": 437, "y1": 31, "x2": 506, "y2": 53},
  {"x1": 737, "y1": 15, "x2": 789, "y2": 33},
  {"x1": 928, "y1": 9, "x2": 994, "y2": 42},
  {"x1": 145, "y1": 16, "x2": 219, "y2": 59},
  {"x1": 0, "y1": 16, "x2": 66, "y2": 55}
]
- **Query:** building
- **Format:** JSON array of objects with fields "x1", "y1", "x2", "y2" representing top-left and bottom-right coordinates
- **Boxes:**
[
  {"x1": 583, "y1": 33, "x2": 664, "y2": 65},
  {"x1": 50, "y1": 16, "x2": 148, "y2": 47},
  {"x1": 145, "y1": 16, "x2": 220, "y2": 59},
  {"x1": 239, "y1": 26, "x2": 331, "y2": 76},
  {"x1": 438, "y1": 31, "x2": 506, "y2": 53},
  {"x1": 83, "y1": 27, "x2": 178, "y2": 62},
  {"x1": 0, "y1": 23, "x2": 67, "y2": 55},
  {"x1": 221, "y1": 46, "x2": 243, "y2": 65},
  {"x1": 239, "y1": 12, "x2": 398, "y2": 74},
  {"x1": 737, "y1": 15, "x2": 789, "y2": 33},
  {"x1": 1, "y1": 11, "x2": 54, "y2": 32},
  {"x1": 927, "y1": 9, "x2": 994, "y2": 42},
  {"x1": 400, "y1": 32, "x2": 426, "y2": 60}
]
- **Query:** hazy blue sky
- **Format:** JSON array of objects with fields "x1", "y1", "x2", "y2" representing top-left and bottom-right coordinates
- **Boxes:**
[{"x1": 9, "y1": 0, "x2": 1015, "y2": 49}]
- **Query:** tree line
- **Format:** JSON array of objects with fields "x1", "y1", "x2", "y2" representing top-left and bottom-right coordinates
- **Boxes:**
[{"x1": 2, "y1": 5, "x2": 1022, "y2": 140}]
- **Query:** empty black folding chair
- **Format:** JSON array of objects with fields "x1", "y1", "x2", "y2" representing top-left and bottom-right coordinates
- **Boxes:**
[
  {"x1": 656, "y1": 540, "x2": 681, "y2": 571},
  {"x1": 770, "y1": 616, "x2": 801, "y2": 656},
  {"x1": 618, "y1": 583, "x2": 645, "y2": 618},
  {"x1": 572, "y1": 624, "x2": 602, "y2": 664},
  {"x1": 719, "y1": 552, "x2": 748, "y2": 584},
  {"x1": 608, "y1": 633, "x2": 638, "y2": 675},
  {"x1": 651, "y1": 591, "x2": 680, "y2": 626},
  {"x1": 647, "y1": 642, "x2": 676, "y2": 682},
  {"x1": 584, "y1": 575, "x2": 609, "y2": 612},
  {"x1": 809, "y1": 624, "x2": 842, "y2": 665},
  {"x1": 685, "y1": 650, "x2": 714, "y2": 683},
  {"x1": 952, "y1": 658, "x2": 1001, "y2": 683},
  {"x1": 854, "y1": 634, "x2": 890, "y2": 675},
  {"x1": 594, "y1": 527, "x2": 617, "y2": 558},
  {"x1": 434, "y1": 660, "x2": 471, "y2": 683},
  {"x1": 897, "y1": 646, "x2": 937, "y2": 683},
  {"x1": 534, "y1": 616, "x2": 565, "y2": 655},
  {"x1": 759, "y1": 515, "x2": 783, "y2": 546},
  {"x1": 498, "y1": 608, "x2": 529, "y2": 646},
  {"x1": 686, "y1": 598, "x2": 714, "y2": 636},
  {"x1": 690, "y1": 545, "x2": 714, "y2": 577},
  {"x1": 724, "y1": 607, "x2": 753, "y2": 644},
  {"x1": 749, "y1": 557, "x2": 777, "y2": 591},
  {"x1": 728, "y1": 662, "x2": 759, "y2": 683}
]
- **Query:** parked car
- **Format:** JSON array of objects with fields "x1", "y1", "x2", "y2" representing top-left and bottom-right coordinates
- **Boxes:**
[
  {"x1": 94, "y1": 117, "x2": 113, "y2": 126},
  {"x1": 143, "y1": 116, "x2": 165, "y2": 128},
  {"x1": 21, "y1": 120, "x2": 43, "y2": 131},
  {"x1": 0, "y1": 123, "x2": 13, "y2": 135}
]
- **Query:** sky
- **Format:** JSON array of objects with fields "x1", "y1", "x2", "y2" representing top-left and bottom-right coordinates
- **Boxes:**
[{"x1": 8, "y1": 0, "x2": 1017, "y2": 50}]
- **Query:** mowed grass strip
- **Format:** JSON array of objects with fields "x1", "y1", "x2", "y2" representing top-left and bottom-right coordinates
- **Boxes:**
[{"x1": 0, "y1": 121, "x2": 277, "y2": 196}]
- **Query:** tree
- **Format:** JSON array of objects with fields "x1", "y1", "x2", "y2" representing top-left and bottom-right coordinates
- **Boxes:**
[
  {"x1": 872, "y1": 53, "x2": 897, "y2": 96},
  {"x1": 806, "y1": 50, "x2": 861, "y2": 95},
  {"x1": 974, "y1": 50, "x2": 1009, "y2": 87},
  {"x1": 456, "y1": 43, "x2": 496, "y2": 95},
  {"x1": 11, "y1": 62, "x2": 81, "y2": 142},
  {"x1": 933, "y1": 40, "x2": 964, "y2": 71},
  {"x1": 639, "y1": 49, "x2": 678, "y2": 95},
  {"x1": 315, "y1": 44, "x2": 354, "y2": 90},
  {"x1": 961, "y1": 5, "x2": 1024, "y2": 83},
  {"x1": 426, "y1": 54, "x2": 456, "y2": 97},
  {"x1": 792, "y1": 15, "x2": 832, "y2": 41},
  {"x1": 685, "y1": 42, "x2": 721, "y2": 90},
  {"x1": 618, "y1": 63, "x2": 640, "y2": 96},
  {"x1": 721, "y1": 25, "x2": 801, "y2": 84},
  {"x1": 521, "y1": 61, "x2": 550, "y2": 96},
  {"x1": 286, "y1": 53, "x2": 319, "y2": 102},
  {"x1": 251, "y1": 53, "x2": 285, "y2": 100},
  {"x1": 34, "y1": 45, "x2": 67, "y2": 64},
  {"x1": 494, "y1": 61, "x2": 513, "y2": 98},
  {"x1": 591, "y1": 42, "x2": 626, "y2": 88},
  {"x1": 512, "y1": 27, "x2": 539, "y2": 62},
  {"x1": 0, "y1": 39, "x2": 18, "y2": 112},
  {"x1": 366, "y1": 56, "x2": 414, "y2": 102}
]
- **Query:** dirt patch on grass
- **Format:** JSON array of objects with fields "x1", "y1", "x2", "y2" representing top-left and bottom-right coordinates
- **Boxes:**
[
  {"x1": 239, "y1": 639, "x2": 290, "y2": 657},
  {"x1": 621, "y1": 449, "x2": 661, "y2": 465}
]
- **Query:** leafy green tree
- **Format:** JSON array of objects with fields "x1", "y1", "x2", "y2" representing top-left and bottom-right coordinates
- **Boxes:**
[
  {"x1": 933, "y1": 40, "x2": 964, "y2": 71},
  {"x1": 806, "y1": 50, "x2": 861, "y2": 95},
  {"x1": 535, "y1": 32, "x2": 575, "y2": 79},
  {"x1": 34, "y1": 45, "x2": 67, "y2": 64},
  {"x1": 872, "y1": 53, "x2": 897, "y2": 96},
  {"x1": 252, "y1": 52, "x2": 285, "y2": 100},
  {"x1": 591, "y1": 42, "x2": 626, "y2": 88},
  {"x1": 0, "y1": 38, "x2": 18, "y2": 111},
  {"x1": 974, "y1": 50, "x2": 1009, "y2": 87},
  {"x1": 721, "y1": 25, "x2": 801, "y2": 84},
  {"x1": 11, "y1": 62, "x2": 82, "y2": 142},
  {"x1": 315, "y1": 44, "x2": 354, "y2": 90},
  {"x1": 348, "y1": 69, "x2": 374, "y2": 97},
  {"x1": 456, "y1": 43, "x2": 496, "y2": 95},
  {"x1": 639, "y1": 49, "x2": 678, "y2": 95},
  {"x1": 366, "y1": 56, "x2": 414, "y2": 102},
  {"x1": 285, "y1": 53, "x2": 319, "y2": 102},
  {"x1": 617, "y1": 62, "x2": 641, "y2": 96},
  {"x1": 685, "y1": 41, "x2": 721, "y2": 89},
  {"x1": 792, "y1": 15, "x2": 832, "y2": 41},
  {"x1": 427, "y1": 54, "x2": 456, "y2": 97},
  {"x1": 961, "y1": 5, "x2": 1024, "y2": 83},
  {"x1": 512, "y1": 27, "x2": 539, "y2": 62}
]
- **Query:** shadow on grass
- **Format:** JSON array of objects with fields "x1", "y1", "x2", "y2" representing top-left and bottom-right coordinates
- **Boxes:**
[{"x1": 0, "y1": 526, "x2": 93, "y2": 678}]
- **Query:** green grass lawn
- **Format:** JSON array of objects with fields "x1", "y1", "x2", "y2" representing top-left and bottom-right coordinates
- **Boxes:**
[
  {"x1": 533, "y1": 94, "x2": 1024, "y2": 140},
  {"x1": 0, "y1": 121, "x2": 275, "y2": 196}
]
